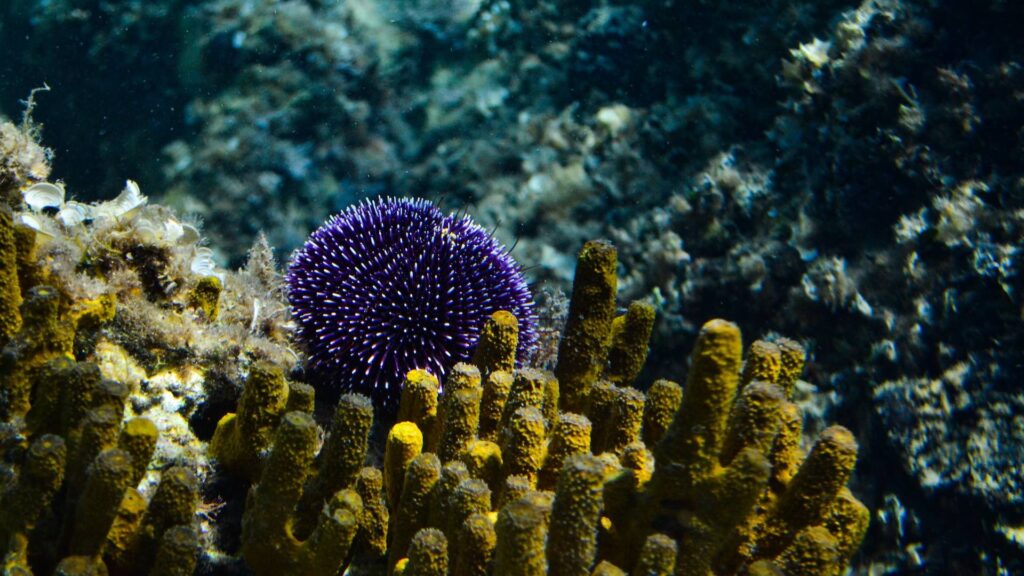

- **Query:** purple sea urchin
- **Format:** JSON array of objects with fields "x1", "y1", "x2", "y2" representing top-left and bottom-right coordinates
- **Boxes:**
[{"x1": 287, "y1": 197, "x2": 538, "y2": 407}]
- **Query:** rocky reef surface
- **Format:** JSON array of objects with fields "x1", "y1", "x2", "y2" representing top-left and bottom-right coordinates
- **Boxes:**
[
  {"x1": 1, "y1": 0, "x2": 1022, "y2": 572},
  {"x1": 0, "y1": 122, "x2": 867, "y2": 574}
]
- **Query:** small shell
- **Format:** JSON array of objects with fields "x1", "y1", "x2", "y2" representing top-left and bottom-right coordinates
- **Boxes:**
[
  {"x1": 16, "y1": 213, "x2": 55, "y2": 237},
  {"x1": 163, "y1": 218, "x2": 185, "y2": 244},
  {"x1": 134, "y1": 219, "x2": 161, "y2": 244},
  {"x1": 97, "y1": 179, "x2": 147, "y2": 219},
  {"x1": 178, "y1": 223, "x2": 201, "y2": 246},
  {"x1": 249, "y1": 298, "x2": 262, "y2": 333},
  {"x1": 162, "y1": 218, "x2": 201, "y2": 245},
  {"x1": 190, "y1": 247, "x2": 218, "y2": 277},
  {"x1": 57, "y1": 201, "x2": 92, "y2": 227},
  {"x1": 22, "y1": 182, "x2": 65, "y2": 212},
  {"x1": 120, "y1": 179, "x2": 147, "y2": 210}
]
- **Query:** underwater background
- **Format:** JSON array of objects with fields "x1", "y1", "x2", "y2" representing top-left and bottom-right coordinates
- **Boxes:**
[{"x1": 0, "y1": 0, "x2": 1022, "y2": 574}]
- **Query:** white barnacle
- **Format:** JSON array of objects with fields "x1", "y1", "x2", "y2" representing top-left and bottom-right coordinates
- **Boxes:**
[
  {"x1": 16, "y1": 212, "x2": 55, "y2": 237},
  {"x1": 22, "y1": 182, "x2": 65, "y2": 212},
  {"x1": 162, "y1": 217, "x2": 186, "y2": 244},
  {"x1": 178, "y1": 222, "x2": 201, "y2": 246},
  {"x1": 250, "y1": 298, "x2": 262, "y2": 334},
  {"x1": 96, "y1": 179, "x2": 148, "y2": 220},
  {"x1": 190, "y1": 247, "x2": 216, "y2": 275},
  {"x1": 117, "y1": 179, "x2": 147, "y2": 214},
  {"x1": 134, "y1": 219, "x2": 162, "y2": 244},
  {"x1": 56, "y1": 201, "x2": 92, "y2": 227}
]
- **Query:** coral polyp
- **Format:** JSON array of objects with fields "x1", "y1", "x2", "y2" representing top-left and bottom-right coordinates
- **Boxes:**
[{"x1": 287, "y1": 197, "x2": 537, "y2": 406}]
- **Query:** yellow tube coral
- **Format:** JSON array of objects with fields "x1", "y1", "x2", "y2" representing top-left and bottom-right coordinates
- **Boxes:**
[
  {"x1": 640, "y1": 379, "x2": 681, "y2": 448},
  {"x1": 385, "y1": 421, "x2": 424, "y2": 512},
  {"x1": 0, "y1": 434, "x2": 66, "y2": 549},
  {"x1": 0, "y1": 205, "x2": 21, "y2": 343},
  {"x1": 353, "y1": 467, "x2": 390, "y2": 562},
  {"x1": 775, "y1": 337, "x2": 806, "y2": 398},
  {"x1": 739, "y1": 340, "x2": 781, "y2": 388},
  {"x1": 69, "y1": 448, "x2": 136, "y2": 556},
  {"x1": 241, "y1": 411, "x2": 362, "y2": 576},
  {"x1": 149, "y1": 525, "x2": 199, "y2": 576},
  {"x1": 605, "y1": 301, "x2": 655, "y2": 388},
  {"x1": 446, "y1": 478, "x2": 492, "y2": 544},
  {"x1": 632, "y1": 533, "x2": 676, "y2": 576},
  {"x1": 478, "y1": 370, "x2": 513, "y2": 442},
  {"x1": 399, "y1": 369, "x2": 440, "y2": 451},
  {"x1": 429, "y1": 461, "x2": 470, "y2": 533},
  {"x1": 471, "y1": 310, "x2": 519, "y2": 378},
  {"x1": 555, "y1": 240, "x2": 618, "y2": 414},
  {"x1": 210, "y1": 362, "x2": 290, "y2": 480},
  {"x1": 403, "y1": 528, "x2": 448, "y2": 576},
  {"x1": 452, "y1": 512, "x2": 495, "y2": 576},
  {"x1": 547, "y1": 454, "x2": 605, "y2": 576},
  {"x1": 295, "y1": 392, "x2": 374, "y2": 533},
  {"x1": 460, "y1": 439, "x2": 503, "y2": 493},
  {"x1": 606, "y1": 386, "x2": 645, "y2": 454},
  {"x1": 500, "y1": 368, "x2": 548, "y2": 433},
  {"x1": 650, "y1": 319, "x2": 742, "y2": 497},
  {"x1": 499, "y1": 406, "x2": 546, "y2": 486},
  {"x1": 389, "y1": 453, "x2": 441, "y2": 572},
  {"x1": 494, "y1": 497, "x2": 548, "y2": 576},
  {"x1": 538, "y1": 412, "x2": 591, "y2": 490},
  {"x1": 438, "y1": 386, "x2": 482, "y2": 463},
  {"x1": 720, "y1": 381, "x2": 785, "y2": 465},
  {"x1": 117, "y1": 417, "x2": 158, "y2": 489},
  {"x1": 753, "y1": 426, "x2": 859, "y2": 561},
  {"x1": 0, "y1": 285, "x2": 75, "y2": 420}
]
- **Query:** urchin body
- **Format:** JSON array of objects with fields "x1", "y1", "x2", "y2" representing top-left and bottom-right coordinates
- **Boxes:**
[{"x1": 287, "y1": 197, "x2": 537, "y2": 407}]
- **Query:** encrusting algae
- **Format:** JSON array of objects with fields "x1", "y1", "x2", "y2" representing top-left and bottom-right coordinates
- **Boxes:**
[{"x1": 0, "y1": 118, "x2": 867, "y2": 575}]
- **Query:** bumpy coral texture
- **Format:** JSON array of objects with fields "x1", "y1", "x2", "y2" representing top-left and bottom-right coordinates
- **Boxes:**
[
  {"x1": 0, "y1": 119, "x2": 302, "y2": 575},
  {"x1": 0, "y1": 258, "x2": 201, "y2": 576},
  {"x1": 0, "y1": 117, "x2": 867, "y2": 574},
  {"x1": 287, "y1": 196, "x2": 538, "y2": 406},
  {"x1": 219, "y1": 239, "x2": 868, "y2": 576}
]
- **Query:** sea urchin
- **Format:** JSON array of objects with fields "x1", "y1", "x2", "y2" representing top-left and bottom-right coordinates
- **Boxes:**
[{"x1": 287, "y1": 197, "x2": 538, "y2": 407}]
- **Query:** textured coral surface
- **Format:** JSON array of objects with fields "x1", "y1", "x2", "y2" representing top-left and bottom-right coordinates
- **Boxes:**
[
  {"x1": 0, "y1": 152, "x2": 868, "y2": 574},
  {"x1": 2, "y1": 1, "x2": 1022, "y2": 569}
]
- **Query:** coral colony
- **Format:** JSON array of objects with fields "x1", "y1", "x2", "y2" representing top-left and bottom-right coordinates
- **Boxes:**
[
  {"x1": 286, "y1": 197, "x2": 538, "y2": 406},
  {"x1": 214, "y1": 237, "x2": 870, "y2": 576},
  {"x1": 3, "y1": 0, "x2": 1021, "y2": 570},
  {"x1": 0, "y1": 120, "x2": 866, "y2": 575}
]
